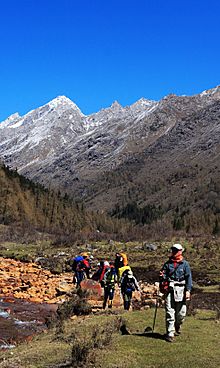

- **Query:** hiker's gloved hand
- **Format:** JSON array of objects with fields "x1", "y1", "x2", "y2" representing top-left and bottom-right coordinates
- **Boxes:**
[{"x1": 185, "y1": 291, "x2": 191, "y2": 300}]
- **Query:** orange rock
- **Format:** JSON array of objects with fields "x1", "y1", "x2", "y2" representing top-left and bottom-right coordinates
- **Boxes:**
[{"x1": 28, "y1": 297, "x2": 43, "y2": 303}]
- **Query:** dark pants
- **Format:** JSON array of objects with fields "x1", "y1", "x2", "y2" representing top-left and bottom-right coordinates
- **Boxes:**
[
  {"x1": 122, "y1": 291, "x2": 132, "y2": 310},
  {"x1": 75, "y1": 271, "x2": 85, "y2": 287},
  {"x1": 103, "y1": 286, "x2": 115, "y2": 309}
]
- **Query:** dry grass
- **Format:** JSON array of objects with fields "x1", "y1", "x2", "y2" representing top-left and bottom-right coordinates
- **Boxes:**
[{"x1": 0, "y1": 309, "x2": 220, "y2": 368}]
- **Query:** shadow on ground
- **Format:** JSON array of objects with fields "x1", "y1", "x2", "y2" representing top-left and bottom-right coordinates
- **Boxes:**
[{"x1": 120, "y1": 324, "x2": 165, "y2": 340}]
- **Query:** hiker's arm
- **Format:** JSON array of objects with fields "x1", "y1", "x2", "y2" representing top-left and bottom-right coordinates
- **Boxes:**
[
  {"x1": 134, "y1": 277, "x2": 140, "y2": 291},
  {"x1": 184, "y1": 262, "x2": 193, "y2": 292},
  {"x1": 159, "y1": 262, "x2": 169, "y2": 282},
  {"x1": 120, "y1": 277, "x2": 125, "y2": 292},
  {"x1": 159, "y1": 263, "x2": 170, "y2": 294}
]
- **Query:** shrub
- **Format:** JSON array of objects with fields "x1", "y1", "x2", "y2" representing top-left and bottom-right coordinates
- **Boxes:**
[
  {"x1": 56, "y1": 288, "x2": 92, "y2": 321},
  {"x1": 70, "y1": 317, "x2": 122, "y2": 367}
]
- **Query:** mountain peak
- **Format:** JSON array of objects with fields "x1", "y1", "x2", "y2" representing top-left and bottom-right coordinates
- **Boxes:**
[
  {"x1": 110, "y1": 101, "x2": 122, "y2": 109},
  {"x1": 200, "y1": 85, "x2": 220, "y2": 98},
  {"x1": 48, "y1": 96, "x2": 81, "y2": 111},
  {"x1": 131, "y1": 97, "x2": 156, "y2": 107}
]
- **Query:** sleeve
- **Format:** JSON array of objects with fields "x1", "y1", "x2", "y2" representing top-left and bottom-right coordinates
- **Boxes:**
[
  {"x1": 134, "y1": 277, "x2": 140, "y2": 291},
  {"x1": 84, "y1": 260, "x2": 90, "y2": 269},
  {"x1": 184, "y1": 261, "x2": 193, "y2": 291},
  {"x1": 103, "y1": 269, "x2": 109, "y2": 283},
  {"x1": 159, "y1": 262, "x2": 170, "y2": 294},
  {"x1": 159, "y1": 262, "x2": 168, "y2": 282},
  {"x1": 120, "y1": 276, "x2": 125, "y2": 292}
]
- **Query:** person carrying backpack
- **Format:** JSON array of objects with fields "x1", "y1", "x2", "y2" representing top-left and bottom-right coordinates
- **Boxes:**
[
  {"x1": 75, "y1": 252, "x2": 91, "y2": 287},
  {"x1": 91, "y1": 260, "x2": 110, "y2": 285},
  {"x1": 121, "y1": 270, "x2": 140, "y2": 310},
  {"x1": 102, "y1": 262, "x2": 117, "y2": 309},
  {"x1": 71, "y1": 255, "x2": 84, "y2": 284},
  {"x1": 159, "y1": 243, "x2": 192, "y2": 342}
]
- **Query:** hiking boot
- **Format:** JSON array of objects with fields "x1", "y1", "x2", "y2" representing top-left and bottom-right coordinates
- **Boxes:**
[
  {"x1": 175, "y1": 324, "x2": 181, "y2": 336},
  {"x1": 165, "y1": 335, "x2": 174, "y2": 343}
]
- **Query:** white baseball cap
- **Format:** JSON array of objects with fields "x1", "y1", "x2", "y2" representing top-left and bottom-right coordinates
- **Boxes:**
[
  {"x1": 171, "y1": 243, "x2": 184, "y2": 251},
  {"x1": 127, "y1": 270, "x2": 133, "y2": 278}
]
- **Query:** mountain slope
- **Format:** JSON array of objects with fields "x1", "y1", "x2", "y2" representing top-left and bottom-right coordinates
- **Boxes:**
[
  {"x1": 0, "y1": 86, "x2": 220, "y2": 234},
  {"x1": 0, "y1": 163, "x2": 131, "y2": 239}
]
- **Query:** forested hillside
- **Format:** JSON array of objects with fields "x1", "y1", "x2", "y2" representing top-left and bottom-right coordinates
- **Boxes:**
[{"x1": 0, "y1": 163, "x2": 130, "y2": 241}]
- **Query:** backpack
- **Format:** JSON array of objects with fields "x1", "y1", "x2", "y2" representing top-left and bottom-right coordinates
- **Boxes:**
[
  {"x1": 105, "y1": 268, "x2": 116, "y2": 285},
  {"x1": 72, "y1": 255, "x2": 84, "y2": 271},
  {"x1": 118, "y1": 265, "x2": 131, "y2": 281},
  {"x1": 123, "y1": 276, "x2": 136, "y2": 292},
  {"x1": 120, "y1": 253, "x2": 128, "y2": 266}
]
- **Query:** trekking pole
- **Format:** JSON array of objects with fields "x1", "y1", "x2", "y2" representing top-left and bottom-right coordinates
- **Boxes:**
[
  {"x1": 145, "y1": 294, "x2": 160, "y2": 333},
  {"x1": 152, "y1": 297, "x2": 158, "y2": 333}
]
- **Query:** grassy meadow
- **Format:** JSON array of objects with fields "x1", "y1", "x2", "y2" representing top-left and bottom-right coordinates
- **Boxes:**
[
  {"x1": 0, "y1": 308, "x2": 219, "y2": 368},
  {"x1": 0, "y1": 233, "x2": 220, "y2": 367}
]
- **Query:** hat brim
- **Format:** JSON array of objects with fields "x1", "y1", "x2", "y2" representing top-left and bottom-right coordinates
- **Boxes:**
[{"x1": 171, "y1": 247, "x2": 184, "y2": 252}]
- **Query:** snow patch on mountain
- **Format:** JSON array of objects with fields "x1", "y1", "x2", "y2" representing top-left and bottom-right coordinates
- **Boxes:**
[
  {"x1": 0, "y1": 113, "x2": 21, "y2": 128},
  {"x1": 9, "y1": 118, "x2": 25, "y2": 129},
  {"x1": 200, "y1": 86, "x2": 220, "y2": 97},
  {"x1": 47, "y1": 96, "x2": 85, "y2": 115}
]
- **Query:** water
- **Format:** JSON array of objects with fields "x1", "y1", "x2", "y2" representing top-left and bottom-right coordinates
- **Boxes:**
[{"x1": 0, "y1": 297, "x2": 57, "y2": 349}]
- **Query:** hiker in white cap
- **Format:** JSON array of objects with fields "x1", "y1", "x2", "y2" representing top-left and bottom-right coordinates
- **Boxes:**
[
  {"x1": 121, "y1": 270, "x2": 140, "y2": 310},
  {"x1": 159, "y1": 243, "x2": 192, "y2": 342}
]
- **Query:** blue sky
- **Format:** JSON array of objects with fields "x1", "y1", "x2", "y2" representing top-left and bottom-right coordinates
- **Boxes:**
[{"x1": 0, "y1": 0, "x2": 219, "y2": 121}]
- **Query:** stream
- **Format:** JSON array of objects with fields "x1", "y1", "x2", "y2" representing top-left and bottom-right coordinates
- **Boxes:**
[{"x1": 0, "y1": 297, "x2": 57, "y2": 349}]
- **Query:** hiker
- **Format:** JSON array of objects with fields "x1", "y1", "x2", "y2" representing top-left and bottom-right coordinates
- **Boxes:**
[
  {"x1": 102, "y1": 261, "x2": 117, "y2": 309},
  {"x1": 75, "y1": 252, "x2": 91, "y2": 287},
  {"x1": 118, "y1": 264, "x2": 131, "y2": 284},
  {"x1": 71, "y1": 255, "x2": 84, "y2": 284},
  {"x1": 81, "y1": 252, "x2": 91, "y2": 279},
  {"x1": 91, "y1": 261, "x2": 104, "y2": 281},
  {"x1": 121, "y1": 270, "x2": 140, "y2": 310},
  {"x1": 91, "y1": 260, "x2": 110, "y2": 285},
  {"x1": 159, "y1": 243, "x2": 192, "y2": 342}
]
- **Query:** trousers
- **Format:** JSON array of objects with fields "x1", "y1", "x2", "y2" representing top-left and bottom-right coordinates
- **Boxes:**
[{"x1": 165, "y1": 291, "x2": 187, "y2": 337}]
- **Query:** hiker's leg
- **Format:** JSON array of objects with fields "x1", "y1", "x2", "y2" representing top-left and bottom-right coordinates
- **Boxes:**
[
  {"x1": 124, "y1": 301, "x2": 129, "y2": 310},
  {"x1": 124, "y1": 292, "x2": 132, "y2": 310},
  {"x1": 175, "y1": 301, "x2": 187, "y2": 329},
  {"x1": 77, "y1": 271, "x2": 85, "y2": 287},
  {"x1": 123, "y1": 293, "x2": 129, "y2": 310},
  {"x1": 127, "y1": 291, "x2": 132, "y2": 310},
  {"x1": 85, "y1": 269, "x2": 90, "y2": 279},
  {"x1": 165, "y1": 293, "x2": 175, "y2": 337},
  {"x1": 103, "y1": 287, "x2": 108, "y2": 309},
  {"x1": 108, "y1": 287, "x2": 114, "y2": 308},
  {"x1": 75, "y1": 271, "x2": 81, "y2": 287}
]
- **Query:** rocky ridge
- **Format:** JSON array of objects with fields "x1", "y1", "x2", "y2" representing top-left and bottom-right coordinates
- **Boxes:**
[{"x1": 0, "y1": 86, "x2": 220, "y2": 219}]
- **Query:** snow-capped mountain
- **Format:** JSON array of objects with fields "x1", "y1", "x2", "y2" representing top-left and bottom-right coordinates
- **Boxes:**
[
  {"x1": 0, "y1": 86, "x2": 220, "y2": 214},
  {"x1": 0, "y1": 94, "x2": 159, "y2": 179}
]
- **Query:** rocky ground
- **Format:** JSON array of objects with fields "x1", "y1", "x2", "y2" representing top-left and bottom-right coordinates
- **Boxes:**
[
  {"x1": 0, "y1": 257, "x2": 73, "y2": 304},
  {"x1": 0, "y1": 257, "x2": 158, "y2": 307},
  {"x1": 0, "y1": 256, "x2": 219, "y2": 311},
  {"x1": 0, "y1": 255, "x2": 219, "y2": 350}
]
